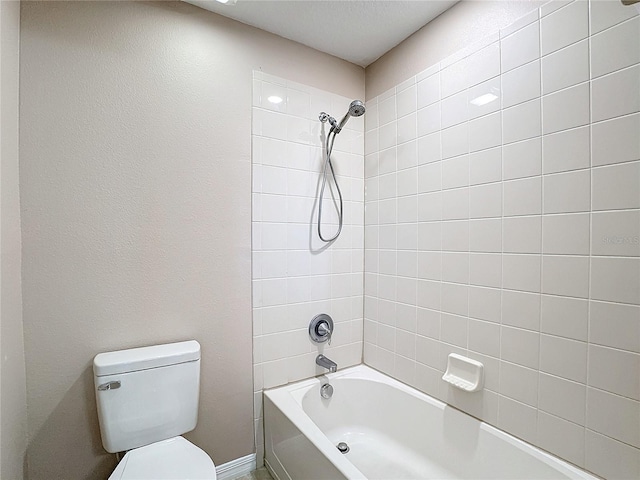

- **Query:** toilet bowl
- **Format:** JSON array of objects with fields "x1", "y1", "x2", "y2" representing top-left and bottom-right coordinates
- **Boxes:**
[
  {"x1": 94, "y1": 341, "x2": 217, "y2": 480},
  {"x1": 110, "y1": 436, "x2": 216, "y2": 480}
]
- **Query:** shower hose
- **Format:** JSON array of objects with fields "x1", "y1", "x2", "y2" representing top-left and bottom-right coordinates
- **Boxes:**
[{"x1": 317, "y1": 128, "x2": 343, "y2": 242}]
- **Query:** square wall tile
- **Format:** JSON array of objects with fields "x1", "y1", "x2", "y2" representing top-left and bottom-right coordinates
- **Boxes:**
[
  {"x1": 468, "y1": 318, "x2": 501, "y2": 357},
  {"x1": 587, "y1": 387, "x2": 640, "y2": 448},
  {"x1": 540, "y1": 0, "x2": 588, "y2": 56},
  {"x1": 542, "y1": 82, "x2": 590, "y2": 135},
  {"x1": 592, "y1": 113, "x2": 640, "y2": 168},
  {"x1": 397, "y1": 84, "x2": 417, "y2": 117},
  {"x1": 442, "y1": 252, "x2": 470, "y2": 284},
  {"x1": 592, "y1": 161, "x2": 640, "y2": 211},
  {"x1": 541, "y1": 39, "x2": 589, "y2": 95},
  {"x1": 441, "y1": 58, "x2": 468, "y2": 99},
  {"x1": 470, "y1": 253, "x2": 502, "y2": 288},
  {"x1": 470, "y1": 218, "x2": 502, "y2": 253},
  {"x1": 502, "y1": 290, "x2": 540, "y2": 330},
  {"x1": 440, "y1": 312, "x2": 468, "y2": 347},
  {"x1": 503, "y1": 216, "x2": 542, "y2": 254},
  {"x1": 502, "y1": 60, "x2": 541, "y2": 108},
  {"x1": 469, "y1": 286, "x2": 502, "y2": 323},
  {"x1": 592, "y1": 210, "x2": 640, "y2": 257},
  {"x1": 417, "y1": 72, "x2": 441, "y2": 109},
  {"x1": 591, "y1": 257, "x2": 640, "y2": 305},
  {"x1": 589, "y1": 344, "x2": 640, "y2": 400},
  {"x1": 542, "y1": 126, "x2": 590, "y2": 175},
  {"x1": 469, "y1": 112, "x2": 502, "y2": 153},
  {"x1": 542, "y1": 213, "x2": 590, "y2": 255},
  {"x1": 502, "y1": 254, "x2": 541, "y2": 293},
  {"x1": 503, "y1": 99, "x2": 541, "y2": 144},
  {"x1": 466, "y1": 42, "x2": 500, "y2": 88},
  {"x1": 543, "y1": 169, "x2": 590, "y2": 214},
  {"x1": 441, "y1": 123, "x2": 469, "y2": 159},
  {"x1": 498, "y1": 395, "x2": 538, "y2": 444},
  {"x1": 470, "y1": 147, "x2": 502, "y2": 185},
  {"x1": 503, "y1": 176, "x2": 542, "y2": 216},
  {"x1": 591, "y1": 0, "x2": 640, "y2": 35},
  {"x1": 592, "y1": 65, "x2": 640, "y2": 122},
  {"x1": 500, "y1": 361, "x2": 539, "y2": 406},
  {"x1": 539, "y1": 372, "x2": 586, "y2": 425},
  {"x1": 468, "y1": 77, "x2": 502, "y2": 120},
  {"x1": 590, "y1": 300, "x2": 640, "y2": 353},
  {"x1": 540, "y1": 334, "x2": 587, "y2": 383},
  {"x1": 501, "y1": 326, "x2": 540, "y2": 369},
  {"x1": 442, "y1": 155, "x2": 470, "y2": 190},
  {"x1": 536, "y1": 412, "x2": 585, "y2": 467},
  {"x1": 540, "y1": 294, "x2": 589, "y2": 341},
  {"x1": 441, "y1": 284, "x2": 469, "y2": 317},
  {"x1": 503, "y1": 137, "x2": 541, "y2": 180},
  {"x1": 591, "y1": 17, "x2": 640, "y2": 79},
  {"x1": 442, "y1": 188, "x2": 470, "y2": 220},
  {"x1": 542, "y1": 255, "x2": 590, "y2": 299},
  {"x1": 417, "y1": 103, "x2": 441, "y2": 137},
  {"x1": 585, "y1": 429, "x2": 640, "y2": 480},
  {"x1": 441, "y1": 91, "x2": 468, "y2": 129},
  {"x1": 470, "y1": 183, "x2": 502, "y2": 219},
  {"x1": 501, "y1": 21, "x2": 540, "y2": 73}
]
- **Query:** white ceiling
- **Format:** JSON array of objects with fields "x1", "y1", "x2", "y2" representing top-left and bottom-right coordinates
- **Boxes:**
[{"x1": 184, "y1": 0, "x2": 459, "y2": 67}]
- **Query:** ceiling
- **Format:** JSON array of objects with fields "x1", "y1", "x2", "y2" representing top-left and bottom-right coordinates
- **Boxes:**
[{"x1": 184, "y1": 0, "x2": 459, "y2": 67}]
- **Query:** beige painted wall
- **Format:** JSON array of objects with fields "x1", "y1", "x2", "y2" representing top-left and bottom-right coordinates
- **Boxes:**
[
  {"x1": 366, "y1": 0, "x2": 544, "y2": 99},
  {"x1": 1, "y1": 1, "x2": 28, "y2": 478},
  {"x1": 19, "y1": 2, "x2": 363, "y2": 479}
]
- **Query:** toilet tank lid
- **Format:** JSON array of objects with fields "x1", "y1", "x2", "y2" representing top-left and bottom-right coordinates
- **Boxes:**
[{"x1": 94, "y1": 340, "x2": 200, "y2": 377}]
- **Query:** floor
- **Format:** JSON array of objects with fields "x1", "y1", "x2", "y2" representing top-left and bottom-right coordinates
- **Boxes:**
[{"x1": 234, "y1": 467, "x2": 274, "y2": 480}]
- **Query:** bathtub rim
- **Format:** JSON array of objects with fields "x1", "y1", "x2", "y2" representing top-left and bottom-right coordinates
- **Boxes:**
[{"x1": 264, "y1": 364, "x2": 597, "y2": 480}]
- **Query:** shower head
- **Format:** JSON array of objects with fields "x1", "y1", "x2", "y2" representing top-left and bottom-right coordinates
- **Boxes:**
[
  {"x1": 348, "y1": 100, "x2": 365, "y2": 117},
  {"x1": 334, "y1": 100, "x2": 365, "y2": 133}
]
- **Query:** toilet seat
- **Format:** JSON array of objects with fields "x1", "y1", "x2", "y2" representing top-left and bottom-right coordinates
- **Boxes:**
[{"x1": 109, "y1": 436, "x2": 217, "y2": 480}]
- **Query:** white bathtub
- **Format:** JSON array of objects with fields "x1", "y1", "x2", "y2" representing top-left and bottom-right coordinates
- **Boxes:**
[{"x1": 264, "y1": 365, "x2": 596, "y2": 480}]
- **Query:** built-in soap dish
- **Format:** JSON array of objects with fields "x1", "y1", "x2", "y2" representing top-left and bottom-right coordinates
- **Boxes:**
[{"x1": 442, "y1": 354, "x2": 484, "y2": 392}]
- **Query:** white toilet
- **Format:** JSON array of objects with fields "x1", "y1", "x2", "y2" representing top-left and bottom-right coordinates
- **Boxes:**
[{"x1": 93, "y1": 340, "x2": 217, "y2": 480}]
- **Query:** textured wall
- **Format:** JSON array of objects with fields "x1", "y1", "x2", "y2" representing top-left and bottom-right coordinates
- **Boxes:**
[
  {"x1": 1, "y1": 1, "x2": 28, "y2": 478},
  {"x1": 363, "y1": 1, "x2": 640, "y2": 478},
  {"x1": 19, "y1": 2, "x2": 362, "y2": 479},
  {"x1": 251, "y1": 72, "x2": 365, "y2": 464}
]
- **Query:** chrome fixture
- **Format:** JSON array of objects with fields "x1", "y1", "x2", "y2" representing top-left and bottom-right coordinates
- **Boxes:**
[
  {"x1": 316, "y1": 354, "x2": 338, "y2": 373},
  {"x1": 317, "y1": 100, "x2": 366, "y2": 242},
  {"x1": 97, "y1": 380, "x2": 121, "y2": 391},
  {"x1": 309, "y1": 313, "x2": 334, "y2": 344},
  {"x1": 320, "y1": 383, "x2": 334, "y2": 399},
  {"x1": 337, "y1": 442, "x2": 350, "y2": 454}
]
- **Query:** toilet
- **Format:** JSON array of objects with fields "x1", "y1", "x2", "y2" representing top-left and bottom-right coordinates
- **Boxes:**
[{"x1": 93, "y1": 340, "x2": 217, "y2": 479}]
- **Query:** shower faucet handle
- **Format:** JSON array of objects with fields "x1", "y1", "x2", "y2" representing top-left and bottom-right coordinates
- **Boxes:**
[
  {"x1": 318, "y1": 322, "x2": 332, "y2": 345},
  {"x1": 309, "y1": 314, "x2": 334, "y2": 345}
]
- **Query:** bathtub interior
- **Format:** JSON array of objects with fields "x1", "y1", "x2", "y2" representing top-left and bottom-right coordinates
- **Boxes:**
[{"x1": 265, "y1": 366, "x2": 596, "y2": 480}]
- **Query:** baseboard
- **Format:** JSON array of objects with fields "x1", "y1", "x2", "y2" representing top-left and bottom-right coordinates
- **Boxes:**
[{"x1": 216, "y1": 453, "x2": 257, "y2": 480}]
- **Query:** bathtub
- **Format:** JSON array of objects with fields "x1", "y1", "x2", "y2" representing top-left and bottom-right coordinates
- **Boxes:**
[{"x1": 263, "y1": 365, "x2": 596, "y2": 480}]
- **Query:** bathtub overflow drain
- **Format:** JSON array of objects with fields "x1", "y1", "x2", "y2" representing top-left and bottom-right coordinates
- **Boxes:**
[{"x1": 337, "y1": 442, "x2": 350, "y2": 454}]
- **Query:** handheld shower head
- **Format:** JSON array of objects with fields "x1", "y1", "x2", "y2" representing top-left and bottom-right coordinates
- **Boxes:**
[
  {"x1": 335, "y1": 100, "x2": 365, "y2": 133},
  {"x1": 348, "y1": 100, "x2": 365, "y2": 117}
]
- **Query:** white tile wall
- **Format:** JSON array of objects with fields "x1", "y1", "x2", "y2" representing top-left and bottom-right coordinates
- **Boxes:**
[
  {"x1": 252, "y1": 72, "x2": 364, "y2": 464},
  {"x1": 363, "y1": 2, "x2": 640, "y2": 478}
]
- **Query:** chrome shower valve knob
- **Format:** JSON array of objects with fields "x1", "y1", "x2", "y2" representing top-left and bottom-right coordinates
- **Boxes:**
[{"x1": 309, "y1": 313, "x2": 334, "y2": 344}]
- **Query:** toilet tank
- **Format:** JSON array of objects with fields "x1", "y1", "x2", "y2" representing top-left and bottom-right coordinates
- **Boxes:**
[{"x1": 93, "y1": 340, "x2": 201, "y2": 453}]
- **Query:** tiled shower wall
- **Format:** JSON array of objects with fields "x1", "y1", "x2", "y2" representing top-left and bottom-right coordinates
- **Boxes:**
[
  {"x1": 251, "y1": 71, "x2": 364, "y2": 464},
  {"x1": 363, "y1": 1, "x2": 639, "y2": 478}
]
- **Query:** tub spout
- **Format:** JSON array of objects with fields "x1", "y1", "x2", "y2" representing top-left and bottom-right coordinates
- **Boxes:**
[{"x1": 316, "y1": 354, "x2": 337, "y2": 373}]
